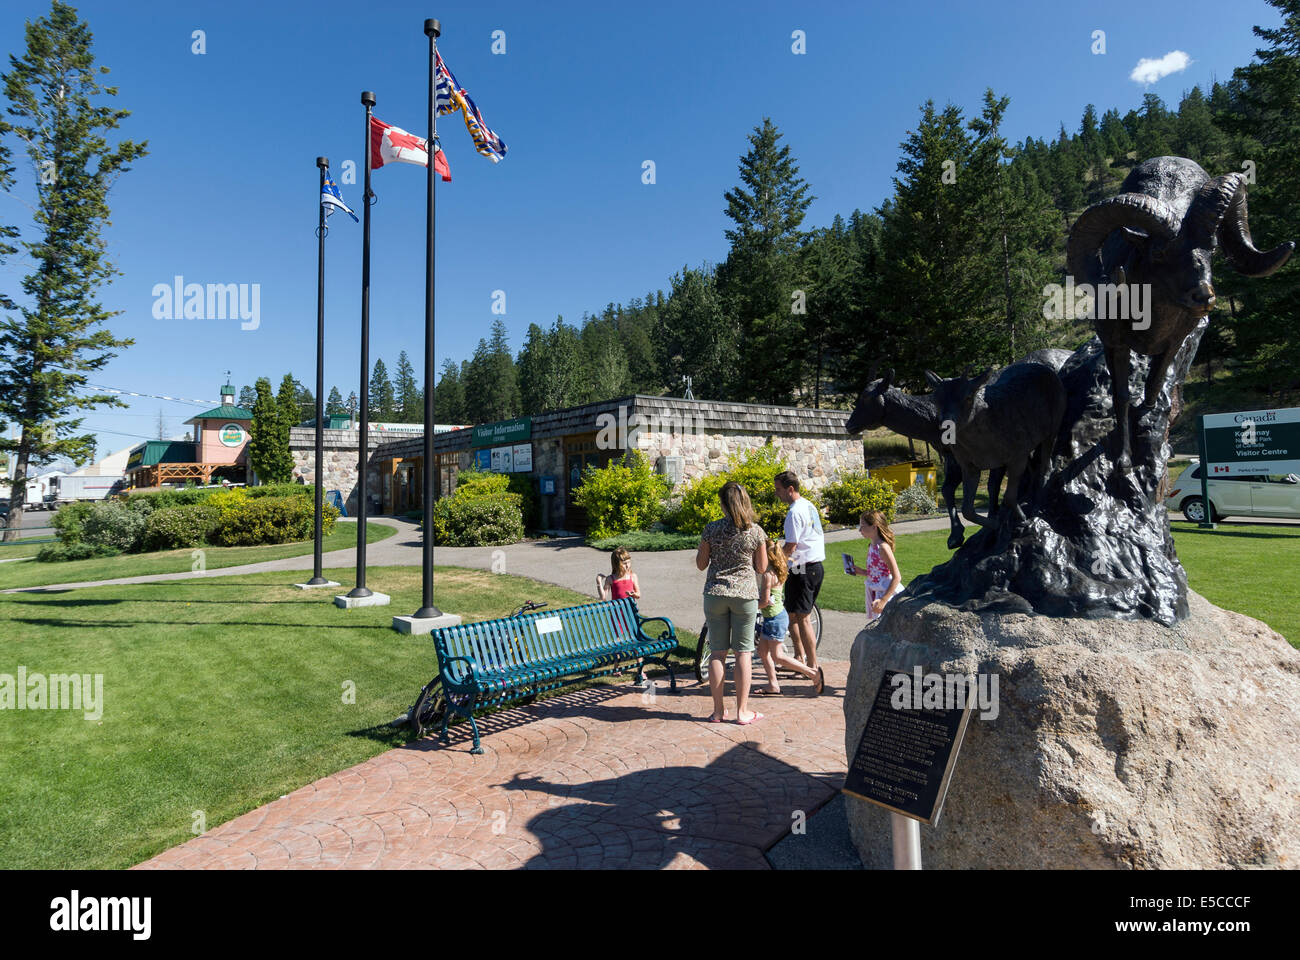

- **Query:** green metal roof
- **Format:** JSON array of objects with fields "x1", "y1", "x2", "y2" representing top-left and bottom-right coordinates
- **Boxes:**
[
  {"x1": 126, "y1": 440, "x2": 198, "y2": 468},
  {"x1": 186, "y1": 404, "x2": 253, "y2": 423}
]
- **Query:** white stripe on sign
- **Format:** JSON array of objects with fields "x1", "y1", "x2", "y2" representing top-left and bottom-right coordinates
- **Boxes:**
[{"x1": 535, "y1": 616, "x2": 562, "y2": 635}]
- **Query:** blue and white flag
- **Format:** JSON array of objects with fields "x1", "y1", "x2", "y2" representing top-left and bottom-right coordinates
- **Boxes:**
[{"x1": 321, "y1": 171, "x2": 358, "y2": 222}]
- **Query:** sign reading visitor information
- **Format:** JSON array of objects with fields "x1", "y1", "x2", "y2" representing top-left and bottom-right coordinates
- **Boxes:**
[
  {"x1": 842, "y1": 669, "x2": 975, "y2": 825},
  {"x1": 1201, "y1": 407, "x2": 1300, "y2": 476},
  {"x1": 511, "y1": 443, "x2": 533, "y2": 472},
  {"x1": 471, "y1": 416, "x2": 531, "y2": 447},
  {"x1": 219, "y1": 423, "x2": 246, "y2": 447}
]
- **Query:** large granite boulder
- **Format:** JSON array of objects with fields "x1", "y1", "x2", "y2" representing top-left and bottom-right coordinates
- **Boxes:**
[{"x1": 844, "y1": 590, "x2": 1300, "y2": 868}]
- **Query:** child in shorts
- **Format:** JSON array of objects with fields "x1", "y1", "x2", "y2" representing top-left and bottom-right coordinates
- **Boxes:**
[
  {"x1": 756, "y1": 540, "x2": 823, "y2": 695},
  {"x1": 845, "y1": 509, "x2": 901, "y2": 623}
]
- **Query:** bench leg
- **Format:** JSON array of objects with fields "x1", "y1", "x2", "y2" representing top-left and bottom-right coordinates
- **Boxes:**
[
  {"x1": 637, "y1": 656, "x2": 677, "y2": 694},
  {"x1": 468, "y1": 714, "x2": 484, "y2": 755}
]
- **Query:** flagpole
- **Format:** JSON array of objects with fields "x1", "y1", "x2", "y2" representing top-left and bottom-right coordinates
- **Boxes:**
[
  {"x1": 413, "y1": 17, "x2": 445, "y2": 621},
  {"x1": 346, "y1": 91, "x2": 378, "y2": 601},
  {"x1": 307, "y1": 156, "x2": 330, "y2": 586}
]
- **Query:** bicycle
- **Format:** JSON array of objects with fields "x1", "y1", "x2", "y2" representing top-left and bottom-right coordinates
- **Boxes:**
[
  {"x1": 692, "y1": 602, "x2": 821, "y2": 684},
  {"x1": 409, "y1": 600, "x2": 548, "y2": 737}
]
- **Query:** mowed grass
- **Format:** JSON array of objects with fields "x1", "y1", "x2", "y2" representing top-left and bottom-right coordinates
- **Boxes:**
[
  {"x1": 0, "y1": 520, "x2": 397, "y2": 591},
  {"x1": 823, "y1": 522, "x2": 1299, "y2": 646},
  {"x1": 0, "y1": 565, "x2": 698, "y2": 870}
]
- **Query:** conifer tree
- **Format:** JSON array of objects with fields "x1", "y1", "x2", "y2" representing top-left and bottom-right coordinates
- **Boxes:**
[
  {"x1": 0, "y1": 1, "x2": 147, "y2": 536},
  {"x1": 249, "y1": 377, "x2": 292, "y2": 484},
  {"x1": 393, "y1": 350, "x2": 421, "y2": 421}
]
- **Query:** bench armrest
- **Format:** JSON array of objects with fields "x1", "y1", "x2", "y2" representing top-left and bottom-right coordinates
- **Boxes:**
[
  {"x1": 635, "y1": 614, "x2": 676, "y2": 644},
  {"x1": 438, "y1": 654, "x2": 481, "y2": 691}
]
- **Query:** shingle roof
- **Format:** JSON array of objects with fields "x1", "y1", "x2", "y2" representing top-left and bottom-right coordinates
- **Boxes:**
[{"x1": 186, "y1": 404, "x2": 253, "y2": 423}]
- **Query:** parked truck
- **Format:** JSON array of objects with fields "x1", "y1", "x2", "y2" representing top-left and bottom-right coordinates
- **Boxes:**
[{"x1": 46, "y1": 474, "x2": 125, "y2": 505}]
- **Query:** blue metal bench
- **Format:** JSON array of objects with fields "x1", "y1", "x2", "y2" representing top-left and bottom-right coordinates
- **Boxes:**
[{"x1": 409, "y1": 598, "x2": 677, "y2": 754}]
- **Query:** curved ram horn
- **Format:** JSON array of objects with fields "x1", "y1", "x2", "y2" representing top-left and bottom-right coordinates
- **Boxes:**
[
  {"x1": 1067, "y1": 194, "x2": 1180, "y2": 287},
  {"x1": 1217, "y1": 180, "x2": 1296, "y2": 278},
  {"x1": 1183, "y1": 174, "x2": 1245, "y2": 246}
]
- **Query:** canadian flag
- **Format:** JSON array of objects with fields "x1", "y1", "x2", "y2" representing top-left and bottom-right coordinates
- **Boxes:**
[{"x1": 369, "y1": 116, "x2": 451, "y2": 181}]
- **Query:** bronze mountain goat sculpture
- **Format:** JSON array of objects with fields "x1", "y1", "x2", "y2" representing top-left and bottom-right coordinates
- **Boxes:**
[
  {"x1": 927, "y1": 361, "x2": 1066, "y2": 530},
  {"x1": 1067, "y1": 156, "x2": 1293, "y2": 473}
]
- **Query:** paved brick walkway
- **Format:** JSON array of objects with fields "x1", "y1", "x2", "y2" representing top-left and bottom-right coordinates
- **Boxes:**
[{"x1": 137, "y1": 663, "x2": 849, "y2": 870}]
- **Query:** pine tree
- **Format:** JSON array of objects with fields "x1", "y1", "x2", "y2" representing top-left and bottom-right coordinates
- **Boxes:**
[
  {"x1": 579, "y1": 317, "x2": 629, "y2": 402},
  {"x1": 1212, "y1": 0, "x2": 1300, "y2": 394},
  {"x1": 462, "y1": 319, "x2": 519, "y2": 423},
  {"x1": 345, "y1": 391, "x2": 358, "y2": 423},
  {"x1": 433, "y1": 359, "x2": 464, "y2": 423},
  {"x1": 237, "y1": 385, "x2": 257, "y2": 410},
  {"x1": 393, "y1": 350, "x2": 421, "y2": 421},
  {"x1": 715, "y1": 118, "x2": 815, "y2": 403},
  {"x1": 657, "y1": 265, "x2": 735, "y2": 400},
  {"x1": 369, "y1": 357, "x2": 395, "y2": 421},
  {"x1": 249, "y1": 377, "x2": 292, "y2": 484},
  {"x1": 518, "y1": 316, "x2": 583, "y2": 412},
  {"x1": 276, "y1": 373, "x2": 303, "y2": 429},
  {"x1": 0, "y1": 1, "x2": 147, "y2": 536},
  {"x1": 325, "y1": 386, "x2": 345, "y2": 417}
]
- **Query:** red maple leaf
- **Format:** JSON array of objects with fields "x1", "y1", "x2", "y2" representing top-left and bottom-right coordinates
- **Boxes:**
[{"x1": 386, "y1": 128, "x2": 426, "y2": 154}]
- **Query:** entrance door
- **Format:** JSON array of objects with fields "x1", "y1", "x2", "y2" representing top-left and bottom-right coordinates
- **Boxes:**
[
  {"x1": 393, "y1": 463, "x2": 414, "y2": 514},
  {"x1": 564, "y1": 434, "x2": 619, "y2": 533}
]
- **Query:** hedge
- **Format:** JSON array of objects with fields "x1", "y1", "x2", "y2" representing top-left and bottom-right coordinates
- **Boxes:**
[
  {"x1": 668, "y1": 444, "x2": 790, "y2": 537},
  {"x1": 816, "y1": 470, "x2": 897, "y2": 525},
  {"x1": 430, "y1": 494, "x2": 524, "y2": 546},
  {"x1": 211, "y1": 496, "x2": 337, "y2": 546},
  {"x1": 573, "y1": 452, "x2": 669, "y2": 541},
  {"x1": 143, "y1": 505, "x2": 220, "y2": 550}
]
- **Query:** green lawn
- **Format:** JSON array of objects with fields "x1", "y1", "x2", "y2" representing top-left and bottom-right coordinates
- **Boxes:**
[
  {"x1": 0, "y1": 564, "x2": 698, "y2": 869},
  {"x1": 0, "y1": 520, "x2": 397, "y2": 591},
  {"x1": 825, "y1": 523, "x2": 1299, "y2": 646}
]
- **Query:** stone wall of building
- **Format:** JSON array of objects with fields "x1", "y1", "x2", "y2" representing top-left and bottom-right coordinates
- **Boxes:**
[
  {"x1": 635, "y1": 430, "x2": 864, "y2": 491},
  {"x1": 289, "y1": 428, "x2": 388, "y2": 513}
]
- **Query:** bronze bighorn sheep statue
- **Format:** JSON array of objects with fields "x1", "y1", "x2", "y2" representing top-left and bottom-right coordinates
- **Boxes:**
[
  {"x1": 927, "y1": 361, "x2": 1067, "y2": 530},
  {"x1": 847, "y1": 350, "x2": 1071, "y2": 546},
  {"x1": 1067, "y1": 156, "x2": 1294, "y2": 472}
]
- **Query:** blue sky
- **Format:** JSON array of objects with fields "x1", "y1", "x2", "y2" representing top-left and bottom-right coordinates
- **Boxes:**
[{"x1": 0, "y1": 0, "x2": 1284, "y2": 462}]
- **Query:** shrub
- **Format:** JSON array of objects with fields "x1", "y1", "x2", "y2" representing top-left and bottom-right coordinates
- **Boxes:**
[
  {"x1": 126, "y1": 487, "x2": 216, "y2": 510},
  {"x1": 573, "y1": 452, "x2": 670, "y2": 541},
  {"x1": 430, "y1": 495, "x2": 524, "y2": 546},
  {"x1": 207, "y1": 487, "x2": 250, "y2": 527},
  {"x1": 895, "y1": 480, "x2": 938, "y2": 516},
  {"x1": 82, "y1": 500, "x2": 149, "y2": 552},
  {"x1": 144, "y1": 505, "x2": 220, "y2": 550},
  {"x1": 211, "y1": 496, "x2": 337, "y2": 546},
  {"x1": 817, "y1": 470, "x2": 897, "y2": 525},
  {"x1": 50, "y1": 501, "x2": 93, "y2": 544},
  {"x1": 670, "y1": 444, "x2": 790, "y2": 537},
  {"x1": 246, "y1": 483, "x2": 313, "y2": 500},
  {"x1": 35, "y1": 541, "x2": 119, "y2": 562}
]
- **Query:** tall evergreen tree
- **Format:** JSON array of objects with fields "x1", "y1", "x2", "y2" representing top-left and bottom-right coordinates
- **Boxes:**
[
  {"x1": 237, "y1": 385, "x2": 257, "y2": 409},
  {"x1": 715, "y1": 118, "x2": 815, "y2": 403},
  {"x1": 248, "y1": 377, "x2": 292, "y2": 483},
  {"x1": 369, "y1": 357, "x2": 395, "y2": 421},
  {"x1": 0, "y1": 1, "x2": 147, "y2": 536},
  {"x1": 1213, "y1": 0, "x2": 1300, "y2": 394},
  {"x1": 579, "y1": 316, "x2": 630, "y2": 402},
  {"x1": 433, "y1": 358, "x2": 465, "y2": 423},
  {"x1": 518, "y1": 316, "x2": 583, "y2": 412},
  {"x1": 325, "y1": 386, "x2": 345, "y2": 417},
  {"x1": 462, "y1": 319, "x2": 519, "y2": 423},
  {"x1": 393, "y1": 350, "x2": 421, "y2": 421},
  {"x1": 657, "y1": 265, "x2": 736, "y2": 400}
]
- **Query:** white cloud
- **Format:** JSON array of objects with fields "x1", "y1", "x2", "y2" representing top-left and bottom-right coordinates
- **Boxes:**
[{"x1": 1130, "y1": 50, "x2": 1193, "y2": 85}]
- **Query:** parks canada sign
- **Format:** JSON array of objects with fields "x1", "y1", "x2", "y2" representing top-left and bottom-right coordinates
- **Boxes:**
[{"x1": 1202, "y1": 407, "x2": 1300, "y2": 476}]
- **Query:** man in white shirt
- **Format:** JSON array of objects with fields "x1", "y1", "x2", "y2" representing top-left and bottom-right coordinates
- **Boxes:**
[{"x1": 775, "y1": 471, "x2": 826, "y2": 678}]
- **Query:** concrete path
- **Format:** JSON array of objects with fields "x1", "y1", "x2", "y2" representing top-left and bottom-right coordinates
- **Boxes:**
[
  {"x1": 5, "y1": 515, "x2": 967, "y2": 662},
  {"x1": 137, "y1": 662, "x2": 852, "y2": 870}
]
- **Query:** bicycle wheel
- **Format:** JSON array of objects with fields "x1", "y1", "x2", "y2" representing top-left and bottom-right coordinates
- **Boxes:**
[
  {"x1": 409, "y1": 680, "x2": 446, "y2": 737},
  {"x1": 693, "y1": 623, "x2": 709, "y2": 683},
  {"x1": 810, "y1": 602, "x2": 822, "y2": 648}
]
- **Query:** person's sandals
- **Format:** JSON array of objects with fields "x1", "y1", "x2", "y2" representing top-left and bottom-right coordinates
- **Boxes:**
[
  {"x1": 705, "y1": 713, "x2": 728, "y2": 723},
  {"x1": 736, "y1": 712, "x2": 764, "y2": 726},
  {"x1": 812, "y1": 667, "x2": 825, "y2": 696},
  {"x1": 753, "y1": 687, "x2": 782, "y2": 696}
]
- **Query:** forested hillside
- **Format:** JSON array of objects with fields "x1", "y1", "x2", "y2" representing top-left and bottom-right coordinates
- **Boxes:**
[{"x1": 433, "y1": 0, "x2": 1299, "y2": 432}]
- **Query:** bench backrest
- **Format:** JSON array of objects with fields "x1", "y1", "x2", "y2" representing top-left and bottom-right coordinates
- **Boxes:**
[{"x1": 432, "y1": 598, "x2": 641, "y2": 684}]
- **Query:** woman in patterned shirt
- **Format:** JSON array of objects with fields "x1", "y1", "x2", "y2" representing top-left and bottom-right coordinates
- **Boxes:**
[{"x1": 695, "y1": 481, "x2": 768, "y2": 725}]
